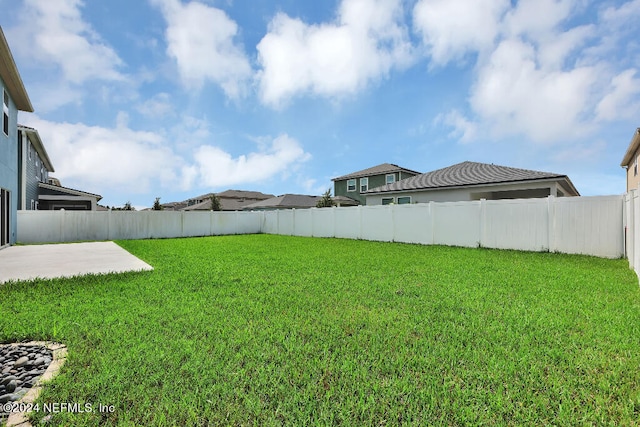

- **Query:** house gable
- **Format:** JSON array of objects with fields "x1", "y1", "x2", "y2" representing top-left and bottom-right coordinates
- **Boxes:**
[{"x1": 332, "y1": 163, "x2": 421, "y2": 205}]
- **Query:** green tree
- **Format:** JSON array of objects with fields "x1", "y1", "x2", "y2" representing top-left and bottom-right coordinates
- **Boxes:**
[
  {"x1": 123, "y1": 201, "x2": 134, "y2": 211},
  {"x1": 210, "y1": 194, "x2": 222, "y2": 211},
  {"x1": 152, "y1": 197, "x2": 163, "y2": 211},
  {"x1": 316, "y1": 189, "x2": 334, "y2": 208}
]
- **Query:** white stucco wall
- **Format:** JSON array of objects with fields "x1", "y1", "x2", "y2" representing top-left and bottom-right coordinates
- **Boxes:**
[{"x1": 365, "y1": 180, "x2": 565, "y2": 205}]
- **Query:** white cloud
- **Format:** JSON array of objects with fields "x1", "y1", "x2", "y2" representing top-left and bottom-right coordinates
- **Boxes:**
[
  {"x1": 137, "y1": 93, "x2": 174, "y2": 118},
  {"x1": 193, "y1": 134, "x2": 311, "y2": 187},
  {"x1": 256, "y1": 0, "x2": 413, "y2": 107},
  {"x1": 469, "y1": 38, "x2": 598, "y2": 142},
  {"x1": 9, "y1": 0, "x2": 124, "y2": 84},
  {"x1": 151, "y1": 0, "x2": 252, "y2": 99},
  {"x1": 22, "y1": 115, "x2": 184, "y2": 194},
  {"x1": 503, "y1": 0, "x2": 576, "y2": 40},
  {"x1": 412, "y1": 0, "x2": 509, "y2": 66},
  {"x1": 20, "y1": 117, "x2": 310, "y2": 199},
  {"x1": 428, "y1": 0, "x2": 639, "y2": 145},
  {"x1": 596, "y1": 69, "x2": 640, "y2": 122},
  {"x1": 434, "y1": 110, "x2": 478, "y2": 143}
]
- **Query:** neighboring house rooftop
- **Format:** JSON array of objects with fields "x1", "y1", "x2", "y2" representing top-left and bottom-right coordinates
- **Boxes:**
[
  {"x1": 366, "y1": 161, "x2": 580, "y2": 195},
  {"x1": 166, "y1": 190, "x2": 275, "y2": 211},
  {"x1": 216, "y1": 189, "x2": 274, "y2": 199},
  {"x1": 332, "y1": 196, "x2": 360, "y2": 206},
  {"x1": 18, "y1": 124, "x2": 55, "y2": 172},
  {"x1": 243, "y1": 194, "x2": 321, "y2": 210},
  {"x1": 332, "y1": 163, "x2": 421, "y2": 181},
  {"x1": 620, "y1": 128, "x2": 640, "y2": 167},
  {"x1": 38, "y1": 181, "x2": 103, "y2": 201},
  {"x1": 0, "y1": 27, "x2": 32, "y2": 112}
]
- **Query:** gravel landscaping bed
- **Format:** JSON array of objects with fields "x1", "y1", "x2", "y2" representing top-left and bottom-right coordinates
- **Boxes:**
[{"x1": 0, "y1": 344, "x2": 53, "y2": 424}]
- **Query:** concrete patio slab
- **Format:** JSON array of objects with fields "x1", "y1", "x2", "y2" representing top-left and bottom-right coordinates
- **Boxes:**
[{"x1": 0, "y1": 241, "x2": 153, "y2": 284}]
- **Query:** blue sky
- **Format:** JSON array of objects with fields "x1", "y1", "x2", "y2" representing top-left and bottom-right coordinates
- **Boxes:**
[{"x1": 1, "y1": 0, "x2": 639, "y2": 209}]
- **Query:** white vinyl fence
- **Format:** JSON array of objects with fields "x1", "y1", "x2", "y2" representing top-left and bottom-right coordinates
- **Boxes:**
[
  {"x1": 262, "y1": 195, "x2": 625, "y2": 259},
  {"x1": 17, "y1": 195, "x2": 625, "y2": 260},
  {"x1": 17, "y1": 210, "x2": 262, "y2": 243}
]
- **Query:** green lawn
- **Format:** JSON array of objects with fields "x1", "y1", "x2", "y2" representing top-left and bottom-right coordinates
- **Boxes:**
[{"x1": 2, "y1": 234, "x2": 640, "y2": 426}]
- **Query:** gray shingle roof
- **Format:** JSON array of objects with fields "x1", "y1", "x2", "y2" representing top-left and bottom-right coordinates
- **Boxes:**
[
  {"x1": 242, "y1": 194, "x2": 321, "y2": 210},
  {"x1": 332, "y1": 163, "x2": 421, "y2": 181},
  {"x1": 366, "y1": 161, "x2": 573, "y2": 193}
]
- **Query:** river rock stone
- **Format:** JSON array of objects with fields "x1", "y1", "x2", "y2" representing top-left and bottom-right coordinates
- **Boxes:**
[{"x1": 14, "y1": 356, "x2": 29, "y2": 368}]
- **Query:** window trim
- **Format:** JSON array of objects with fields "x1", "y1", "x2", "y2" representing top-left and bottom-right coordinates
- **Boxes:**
[
  {"x1": 397, "y1": 196, "x2": 412, "y2": 205},
  {"x1": 382, "y1": 197, "x2": 394, "y2": 205},
  {"x1": 385, "y1": 174, "x2": 396, "y2": 184},
  {"x1": 347, "y1": 179, "x2": 356, "y2": 192},
  {"x1": 360, "y1": 177, "x2": 368, "y2": 193}
]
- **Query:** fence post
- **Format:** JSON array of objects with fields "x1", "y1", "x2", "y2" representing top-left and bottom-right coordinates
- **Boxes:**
[
  {"x1": 547, "y1": 195, "x2": 556, "y2": 253},
  {"x1": 60, "y1": 209, "x2": 66, "y2": 242},
  {"x1": 429, "y1": 201, "x2": 435, "y2": 245},
  {"x1": 479, "y1": 199, "x2": 486, "y2": 248},
  {"x1": 292, "y1": 208, "x2": 296, "y2": 236}
]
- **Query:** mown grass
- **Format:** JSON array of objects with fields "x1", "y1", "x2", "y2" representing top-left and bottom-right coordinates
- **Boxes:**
[{"x1": 1, "y1": 234, "x2": 640, "y2": 426}]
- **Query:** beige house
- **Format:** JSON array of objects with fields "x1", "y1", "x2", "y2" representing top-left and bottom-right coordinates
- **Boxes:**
[
  {"x1": 620, "y1": 128, "x2": 640, "y2": 192},
  {"x1": 365, "y1": 161, "x2": 579, "y2": 205}
]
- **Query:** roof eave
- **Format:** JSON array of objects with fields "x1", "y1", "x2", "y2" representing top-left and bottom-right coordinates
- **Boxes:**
[
  {"x1": 0, "y1": 28, "x2": 33, "y2": 112},
  {"x1": 620, "y1": 128, "x2": 640, "y2": 167},
  {"x1": 38, "y1": 182, "x2": 102, "y2": 201}
]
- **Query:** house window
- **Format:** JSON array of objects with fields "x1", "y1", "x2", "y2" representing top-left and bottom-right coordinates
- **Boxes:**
[
  {"x1": 2, "y1": 90, "x2": 9, "y2": 137},
  {"x1": 386, "y1": 174, "x2": 395, "y2": 184},
  {"x1": 397, "y1": 196, "x2": 411, "y2": 205},
  {"x1": 360, "y1": 177, "x2": 368, "y2": 193},
  {"x1": 382, "y1": 197, "x2": 394, "y2": 205},
  {"x1": 636, "y1": 156, "x2": 639, "y2": 177},
  {"x1": 347, "y1": 179, "x2": 356, "y2": 192}
]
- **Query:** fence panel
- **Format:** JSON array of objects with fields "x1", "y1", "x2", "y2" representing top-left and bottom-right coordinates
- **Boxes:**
[
  {"x1": 360, "y1": 206, "x2": 394, "y2": 242},
  {"x1": 17, "y1": 211, "x2": 65, "y2": 243},
  {"x1": 482, "y1": 198, "x2": 549, "y2": 252},
  {"x1": 312, "y1": 208, "x2": 334, "y2": 237},
  {"x1": 211, "y1": 212, "x2": 236, "y2": 235},
  {"x1": 277, "y1": 210, "x2": 294, "y2": 235},
  {"x1": 393, "y1": 204, "x2": 432, "y2": 245},
  {"x1": 553, "y1": 196, "x2": 623, "y2": 258},
  {"x1": 108, "y1": 212, "x2": 148, "y2": 240},
  {"x1": 236, "y1": 211, "x2": 263, "y2": 234},
  {"x1": 261, "y1": 211, "x2": 279, "y2": 235},
  {"x1": 334, "y1": 207, "x2": 361, "y2": 239},
  {"x1": 432, "y1": 201, "x2": 481, "y2": 248},
  {"x1": 293, "y1": 209, "x2": 313, "y2": 237},
  {"x1": 182, "y1": 212, "x2": 212, "y2": 237},
  {"x1": 147, "y1": 211, "x2": 182, "y2": 239}
]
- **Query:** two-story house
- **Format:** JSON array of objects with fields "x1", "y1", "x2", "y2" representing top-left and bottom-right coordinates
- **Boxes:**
[
  {"x1": 620, "y1": 128, "x2": 640, "y2": 192},
  {"x1": 18, "y1": 125, "x2": 54, "y2": 210},
  {"x1": 18, "y1": 125, "x2": 102, "y2": 210},
  {"x1": 1, "y1": 27, "x2": 33, "y2": 247},
  {"x1": 332, "y1": 163, "x2": 421, "y2": 206}
]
